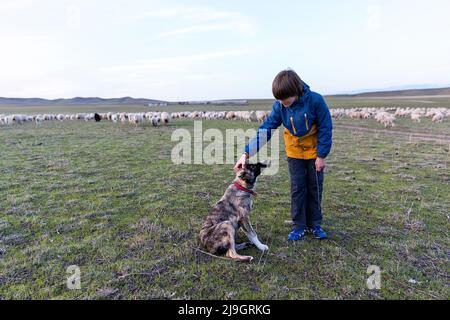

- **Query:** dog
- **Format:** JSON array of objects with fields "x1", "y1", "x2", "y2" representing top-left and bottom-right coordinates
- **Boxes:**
[{"x1": 199, "y1": 161, "x2": 269, "y2": 262}]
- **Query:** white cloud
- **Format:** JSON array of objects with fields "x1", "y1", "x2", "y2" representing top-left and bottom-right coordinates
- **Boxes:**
[
  {"x1": 0, "y1": 33, "x2": 65, "y2": 81},
  {"x1": 99, "y1": 49, "x2": 253, "y2": 74},
  {"x1": 157, "y1": 21, "x2": 255, "y2": 38},
  {"x1": 184, "y1": 73, "x2": 226, "y2": 81},
  {"x1": 0, "y1": 0, "x2": 35, "y2": 13},
  {"x1": 95, "y1": 49, "x2": 253, "y2": 100},
  {"x1": 121, "y1": 4, "x2": 257, "y2": 38}
]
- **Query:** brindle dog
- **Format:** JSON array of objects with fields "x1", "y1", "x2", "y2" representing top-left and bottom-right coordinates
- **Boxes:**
[{"x1": 199, "y1": 162, "x2": 269, "y2": 262}]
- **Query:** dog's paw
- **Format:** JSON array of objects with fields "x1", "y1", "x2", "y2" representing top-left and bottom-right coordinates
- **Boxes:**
[{"x1": 258, "y1": 244, "x2": 269, "y2": 252}]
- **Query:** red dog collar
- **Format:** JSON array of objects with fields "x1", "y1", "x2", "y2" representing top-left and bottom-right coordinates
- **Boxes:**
[{"x1": 233, "y1": 182, "x2": 257, "y2": 197}]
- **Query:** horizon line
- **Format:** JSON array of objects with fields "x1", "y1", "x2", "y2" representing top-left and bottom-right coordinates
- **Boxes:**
[{"x1": 2, "y1": 85, "x2": 450, "y2": 102}]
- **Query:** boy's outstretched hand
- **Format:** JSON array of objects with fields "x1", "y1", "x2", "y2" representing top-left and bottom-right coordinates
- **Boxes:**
[
  {"x1": 234, "y1": 153, "x2": 248, "y2": 172},
  {"x1": 315, "y1": 157, "x2": 326, "y2": 172}
]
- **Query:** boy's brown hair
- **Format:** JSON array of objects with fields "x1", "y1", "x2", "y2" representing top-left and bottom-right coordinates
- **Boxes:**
[{"x1": 272, "y1": 69, "x2": 304, "y2": 100}]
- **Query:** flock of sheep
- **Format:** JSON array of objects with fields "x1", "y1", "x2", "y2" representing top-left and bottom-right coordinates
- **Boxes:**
[
  {"x1": 0, "y1": 112, "x2": 171, "y2": 127},
  {"x1": 0, "y1": 111, "x2": 271, "y2": 126},
  {"x1": 1, "y1": 107, "x2": 449, "y2": 128},
  {"x1": 330, "y1": 107, "x2": 449, "y2": 127}
]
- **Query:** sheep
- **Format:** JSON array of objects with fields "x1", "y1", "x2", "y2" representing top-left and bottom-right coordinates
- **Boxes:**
[
  {"x1": 111, "y1": 113, "x2": 119, "y2": 123},
  {"x1": 216, "y1": 111, "x2": 226, "y2": 119},
  {"x1": 330, "y1": 108, "x2": 345, "y2": 118},
  {"x1": 426, "y1": 109, "x2": 438, "y2": 118},
  {"x1": 190, "y1": 111, "x2": 201, "y2": 119},
  {"x1": 349, "y1": 111, "x2": 363, "y2": 119},
  {"x1": 256, "y1": 111, "x2": 268, "y2": 122},
  {"x1": 160, "y1": 112, "x2": 171, "y2": 125},
  {"x1": 375, "y1": 112, "x2": 396, "y2": 127},
  {"x1": 119, "y1": 113, "x2": 128, "y2": 123},
  {"x1": 411, "y1": 113, "x2": 421, "y2": 123},
  {"x1": 432, "y1": 112, "x2": 444, "y2": 123},
  {"x1": 151, "y1": 115, "x2": 161, "y2": 126},
  {"x1": 4, "y1": 115, "x2": 14, "y2": 125},
  {"x1": 128, "y1": 113, "x2": 144, "y2": 126},
  {"x1": 35, "y1": 115, "x2": 45, "y2": 124},
  {"x1": 84, "y1": 113, "x2": 95, "y2": 121},
  {"x1": 145, "y1": 112, "x2": 154, "y2": 120},
  {"x1": 12, "y1": 114, "x2": 27, "y2": 124},
  {"x1": 239, "y1": 111, "x2": 257, "y2": 122}
]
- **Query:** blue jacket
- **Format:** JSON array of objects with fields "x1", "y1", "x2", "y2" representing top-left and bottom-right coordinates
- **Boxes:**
[{"x1": 244, "y1": 82, "x2": 333, "y2": 158}]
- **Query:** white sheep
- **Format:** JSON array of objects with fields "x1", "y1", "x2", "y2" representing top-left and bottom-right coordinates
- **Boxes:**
[
  {"x1": 411, "y1": 113, "x2": 421, "y2": 122},
  {"x1": 128, "y1": 113, "x2": 144, "y2": 126},
  {"x1": 256, "y1": 111, "x2": 268, "y2": 122},
  {"x1": 432, "y1": 112, "x2": 444, "y2": 123},
  {"x1": 160, "y1": 112, "x2": 171, "y2": 124},
  {"x1": 119, "y1": 113, "x2": 128, "y2": 123},
  {"x1": 35, "y1": 115, "x2": 45, "y2": 124},
  {"x1": 375, "y1": 112, "x2": 396, "y2": 127}
]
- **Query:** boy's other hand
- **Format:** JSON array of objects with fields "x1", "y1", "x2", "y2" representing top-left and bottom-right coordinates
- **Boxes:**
[{"x1": 315, "y1": 157, "x2": 326, "y2": 172}]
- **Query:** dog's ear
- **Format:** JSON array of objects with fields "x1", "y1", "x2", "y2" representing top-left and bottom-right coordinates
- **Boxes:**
[{"x1": 257, "y1": 161, "x2": 270, "y2": 169}]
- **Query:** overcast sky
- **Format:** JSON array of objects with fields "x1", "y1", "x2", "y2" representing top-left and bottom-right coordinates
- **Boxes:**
[{"x1": 1, "y1": 0, "x2": 450, "y2": 100}]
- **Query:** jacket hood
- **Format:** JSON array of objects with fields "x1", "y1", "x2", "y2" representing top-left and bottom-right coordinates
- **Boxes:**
[
  {"x1": 302, "y1": 82, "x2": 311, "y2": 94},
  {"x1": 299, "y1": 82, "x2": 311, "y2": 102}
]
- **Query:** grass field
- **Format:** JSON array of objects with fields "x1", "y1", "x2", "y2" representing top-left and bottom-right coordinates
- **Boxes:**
[{"x1": 0, "y1": 105, "x2": 449, "y2": 299}]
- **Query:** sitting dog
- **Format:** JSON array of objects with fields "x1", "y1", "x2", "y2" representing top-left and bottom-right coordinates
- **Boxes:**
[{"x1": 199, "y1": 162, "x2": 269, "y2": 262}]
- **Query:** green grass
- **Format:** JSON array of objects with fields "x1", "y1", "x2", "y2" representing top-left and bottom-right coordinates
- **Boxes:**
[
  {"x1": 0, "y1": 117, "x2": 449, "y2": 300},
  {"x1": 334, "y1": 117, "x2": 450, "y2": 136}
]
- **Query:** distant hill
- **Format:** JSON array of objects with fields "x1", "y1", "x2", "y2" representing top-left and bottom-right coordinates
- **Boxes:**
[
  {"x1": 0, "y1": 97, "x2": 166, "y2": 106},
  {"x1": 2, "y1": 86, "x2": 450, "y2": 106},
  {"x1": 328, "y1": 87, "x2": 450, "y2": 98}
]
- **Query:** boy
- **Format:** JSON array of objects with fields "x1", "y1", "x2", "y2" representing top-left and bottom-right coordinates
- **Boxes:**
[{"x1": 234, "y1": 69, "x2": 333, "y2": 241}]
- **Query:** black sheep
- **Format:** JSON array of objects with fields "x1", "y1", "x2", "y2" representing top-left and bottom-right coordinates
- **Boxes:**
[{"x1": 94, "y1": 113, "x2": 101, "y2": 122}]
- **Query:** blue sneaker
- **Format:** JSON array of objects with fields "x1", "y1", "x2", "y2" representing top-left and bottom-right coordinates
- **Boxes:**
[
  {"x1": 310, "y1": 226, "x2": 327, "y2": 239},
  {"x1": 288, "y1": 228, "x2": 306, "y2": 241}
]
